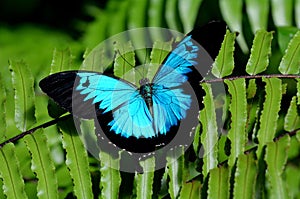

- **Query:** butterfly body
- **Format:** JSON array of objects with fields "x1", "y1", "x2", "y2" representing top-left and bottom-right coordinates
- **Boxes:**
[
  {"x1": 139, "y1": 80, "x2": 153, "y2": 110},
  {"x1": 40, "y1": 22, "x2": 227, "y2": 153}
]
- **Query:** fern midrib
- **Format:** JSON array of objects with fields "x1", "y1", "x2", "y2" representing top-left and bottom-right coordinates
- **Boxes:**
[
  {"x1": 263, "y1": 78, "x2": 274, "y2": 143},
  {"x1": 188, "y1": 182, "x2": 194, "y2": 199},
  {"x1": 121, "y1": 45, "x2": 126, "y2": 76},
  {"x1": 170, "y1": 158, "x2": 179, "y2": 198},
  {"x1": 70, "y1": 134, "x2": 86, "y2": 198},
  {"x1": 232, "y1": 80, "x2": 241, "y2": 157},
  {"x1": 30, "y1": 134, "x2": 51, "y2": 198},
  {"x1": 218, "y1": 167, "x2": 222, "y2": 198},
  {"x1": 91, "y1": 51, "x2": 96, "y2": 71},
  {"x1": 273, "y1": 141, "x2": 284, "y2": 198},
  {"x1": 203, "y1": 103, "x2": 213, "y2": 173},
  {"x1": 19, "y1": 69, "x2": 28, "y2": 131},
  {"x1": 252, "y1": 33, "x2": 267, "y2": 74},
  {"x1": 0, "y1": 149, "x2": 19, "y2": 198},
  {"x1": 284, "y1": 39, "x2": 300, "y2": 73},
  {"x1": 242, "y1": 155, "x2": 250, "y2": 198},
  {"x1": 292, "y1": 114, "x2": 300, "y2": 130},
  {"x1": 159, "y1": 43, "x2": 168, "y2": 63},
  {"x1": 220, "y1": 33, "x2": 228, "y2": 76},
  {"x1": 141, "y1": 172, "x2": 148, "y2": 198}
]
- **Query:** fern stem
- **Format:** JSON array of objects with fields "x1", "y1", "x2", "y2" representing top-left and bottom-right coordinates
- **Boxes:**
[
  {"x1": 203, "y1": 74, "x2": 300, "y2": 83},
  {"x1": 0, "y1": 114, "x2": 72, "y2": 148}
]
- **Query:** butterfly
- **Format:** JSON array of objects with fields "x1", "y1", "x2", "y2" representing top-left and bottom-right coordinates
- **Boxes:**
[{"x1": 39, "y1": 22, "x2": 226, "y2": 154}]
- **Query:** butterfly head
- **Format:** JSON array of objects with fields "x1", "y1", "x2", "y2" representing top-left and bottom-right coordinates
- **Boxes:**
[{"x1": 139, "y1": 77, "x2": 150, "y2": 86}]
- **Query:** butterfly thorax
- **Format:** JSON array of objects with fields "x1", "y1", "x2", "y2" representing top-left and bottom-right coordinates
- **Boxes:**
[{"x1": 139, "y1": 78, "x2": 153, "y2": 109}]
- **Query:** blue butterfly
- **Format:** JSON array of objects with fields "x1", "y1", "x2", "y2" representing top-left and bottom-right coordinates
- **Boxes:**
[{"x1": 40, "y1": 22, "x2": 226, "y2": 153}]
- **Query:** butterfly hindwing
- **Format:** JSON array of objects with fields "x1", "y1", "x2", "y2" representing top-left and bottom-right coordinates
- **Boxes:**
[{"x1": 151, "y1": 84, "x2": 192, "y2": 134}]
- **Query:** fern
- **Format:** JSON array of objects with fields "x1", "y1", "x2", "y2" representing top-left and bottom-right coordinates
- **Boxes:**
[
  {"x1": 23, "y1": 130, "x2": 58, "y2": 199},
  {"x1": 59, "y1": 119, "x2": 93, "y2": 198},
  {"x1": 135, "y1": 156, "x2": 155, "y2": 199},
  {"x1": 9, "y1": 60, "x2": 36, "y2": 131},
  {"x1": 166, "y1": 147, "x2": 185, "y2": 199},
  {"x1": 1, "y1": 28, "x2": 300, "y2": 198},
  {"x1": 225, "y1": 78, "x2": 247, "y2": 166},
  {"x1": 0, "y1": 76, "x2": 6, "y2": 142},
  {"x1": 265, "y1": 135, "x2": 290, "y2": 199},
  {"x1": 0, "y1": 144, "x2": 27, "y2": 199},
  {"x1": 199, "y1": 84, "x2": 218, "y2": 176},
  {"x1": 233, "y1": 152, "x2": 257, "y2": 199},
  {"x1": 99, "y1": 151, "x2": 121, "y2": 199},
  {"x1": 207, "y1": 165, "x2": 230, "y2": 199},
  {"x1": 0, "y1": 0, "x2": 300, "y2": 197}
]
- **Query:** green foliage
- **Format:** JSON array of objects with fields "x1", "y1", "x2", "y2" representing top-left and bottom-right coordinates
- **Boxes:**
[
  {"x1": 212, "y1": 30, "x2": 236, "y2": 78},
  {"x1": 279, "y1": 30, "x2": 300, "y2": 74},
  {"x1": 233, "y1": 152, "x2": 257, "y2": 199},
  {"x1": 9, "y1": 60, "x2": 36, "y2": 131},
  {"x1": 59, "y1": 119, "x2": 93, "y2": 198},
  {"x1": 113, "y1": 41, "x2": 136, "y2": 84},
  {"x1": 256, "y1": 78, "x2": 282, "y2": 157},
  {"x1": 245, "y1": 0, "x2": 269, "y2": 32},
  {"x1": 225, "y1": 78, "x2": 247, "y2": 166},
  {"x1": 0, "y1": 144, "x2": 28, "y2": 199},
  {"x1": 148, "y1": 40, "x2": 172, "y2": 80},
  {"x1": 199, "y1": 84, "x2": 218, "y2": 176},
  {"x1": 178, "y1": 180, "x2": 201, "y2": 199},
  {"x1": 135, "y1": 157, "x2": 155, "y2": 199},
  {"x1": 284, "y1": 96, "x2": 300, "y2": 131},
  {"x1": 208, "y1": 165, "x2": 230, "y2": 199},
  {"x1": 0, "y1": 77, "x2": 6, "y2": 142},
  {"x1": 0, "y1": 0, "x2": 300, "y2": 198},
  {"x1": 24, "y1": 130, "x2": 58, "y2": 199},
  {"x1": 166, "y1": 147, "x2": 185, "y2": 199},
  {"x1": 265, "y1": 135, "x2": 290, "y2": 199},
  {"x1": 246, "y1": 30, "x2": 273, "y2": 75},
  {"x1": 99, "y1": 151, "x2": 121, "y2": 199},
  {"x1": 220, "y1": 0, "x2": 248, "y2": 53}
]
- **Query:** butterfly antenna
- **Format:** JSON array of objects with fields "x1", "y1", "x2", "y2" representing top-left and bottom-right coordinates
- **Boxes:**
[
  {"x1": 114, "y1": 48, "x2": 135, "y2": 68},
  {"x1": 142, "y1": 48, "x2": 150, "y2": 78},
  {"x1": 114, "y1": 48, "x2": 144, "y2": 78}
]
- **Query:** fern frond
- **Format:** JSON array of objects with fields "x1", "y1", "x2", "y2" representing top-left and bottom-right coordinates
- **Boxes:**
[
  {"x1": 0, "y1": 143, "x2": 28, "y2": 199},
  {"x1": 199, "y1": 84, "x2": 219, "y2": 176},
  {"x1": 265, "y1": 135, "x2": 290, "y2": 199},
  {"x1": 225, "y1": 78, "x2": 247, "y2": 166},
  {"x1": 59, "y1": 119, "x2": 94, "y2": 199},
  {"x1": 99, "y1": 151, "x2": 121, "y2": 199},
  {"x1": 24, "y1": 129, "x2": 58, "y2": 199},
  {"x1": 9, "y1": 60, "x2": 36, "y2": 131}
]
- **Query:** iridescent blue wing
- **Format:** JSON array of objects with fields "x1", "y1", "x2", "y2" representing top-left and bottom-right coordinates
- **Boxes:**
[
  {"x1": 152, "y1": 35, "x2": 200, "y2": 87},
  {"x1": 150, "y1": 21, "x2": 227, "y2": 135},
  {"x1": 152, "y1": 84, "x2": 192, "y2": 134},
  {"x1": 150, "y1": 34, "x2": 202, "y2": 135},
  {"x1": 153, "y1": 21, "x2": 227, "y2": 86},
  {"x1": 39, "y1": 71, "x2": 157, "y2": 138}
]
